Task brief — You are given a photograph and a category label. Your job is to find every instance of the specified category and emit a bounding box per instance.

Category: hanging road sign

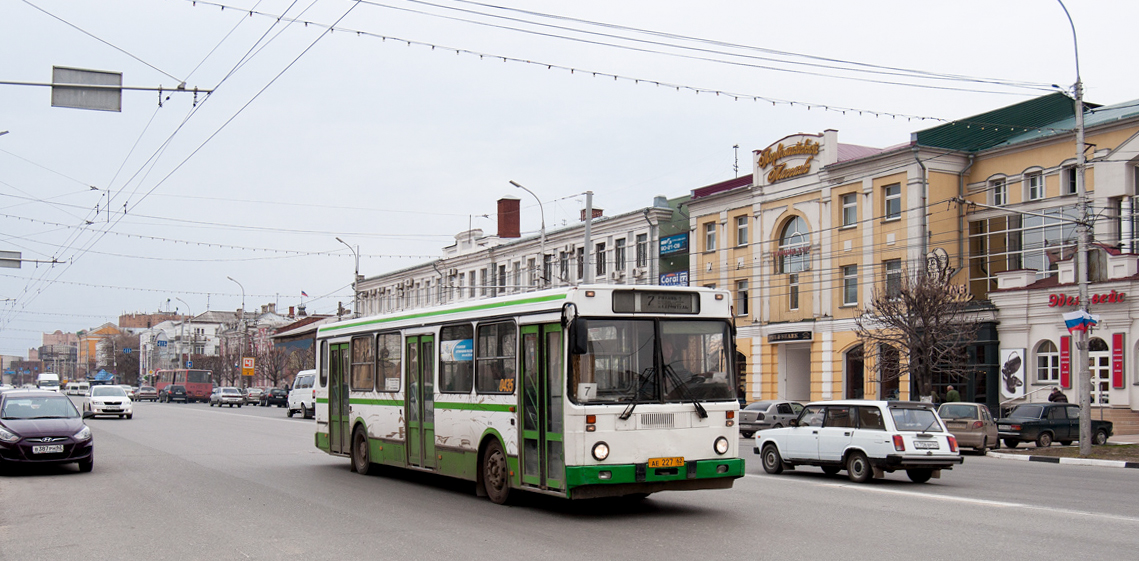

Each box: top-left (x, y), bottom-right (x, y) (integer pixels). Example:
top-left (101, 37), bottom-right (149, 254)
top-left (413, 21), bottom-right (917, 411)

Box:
top-left (51, 66), bottom-right (122, 112)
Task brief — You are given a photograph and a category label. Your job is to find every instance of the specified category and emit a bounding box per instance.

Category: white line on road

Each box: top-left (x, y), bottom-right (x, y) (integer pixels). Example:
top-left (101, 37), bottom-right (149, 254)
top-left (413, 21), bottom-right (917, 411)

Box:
top-left (745, 473), bottom-right (1139, 524)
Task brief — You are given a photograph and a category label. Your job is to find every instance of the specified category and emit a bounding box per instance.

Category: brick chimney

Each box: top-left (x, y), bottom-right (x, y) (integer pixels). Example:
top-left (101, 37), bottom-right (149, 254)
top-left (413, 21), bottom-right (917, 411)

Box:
top-left (580, 208), bottom-right (603, 221)
top-left (498, 197), bottom-right (520, 238)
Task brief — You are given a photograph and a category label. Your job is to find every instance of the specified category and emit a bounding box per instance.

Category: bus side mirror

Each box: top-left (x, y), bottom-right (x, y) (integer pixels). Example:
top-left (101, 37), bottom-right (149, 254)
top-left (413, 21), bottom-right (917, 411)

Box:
top-left (570, 318), bottom-right (589, 355)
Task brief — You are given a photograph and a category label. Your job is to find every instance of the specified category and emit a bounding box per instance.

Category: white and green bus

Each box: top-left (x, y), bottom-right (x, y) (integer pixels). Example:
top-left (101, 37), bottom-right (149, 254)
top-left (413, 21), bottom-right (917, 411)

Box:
top-left (314, 285), bottom-right (744, 503)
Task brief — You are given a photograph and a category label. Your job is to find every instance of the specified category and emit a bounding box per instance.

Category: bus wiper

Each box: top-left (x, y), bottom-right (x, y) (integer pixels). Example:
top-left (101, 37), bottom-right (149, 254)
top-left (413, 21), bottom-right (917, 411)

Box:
top-left (620, 366), bottom-right (656, 420)
top-left (662, 364), bottom-right (708, 419)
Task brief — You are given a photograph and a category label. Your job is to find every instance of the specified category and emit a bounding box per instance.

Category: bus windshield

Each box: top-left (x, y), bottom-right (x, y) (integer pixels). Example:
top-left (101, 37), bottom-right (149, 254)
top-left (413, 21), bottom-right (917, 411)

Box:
top-left (569, 318), bottom-right (735, 404)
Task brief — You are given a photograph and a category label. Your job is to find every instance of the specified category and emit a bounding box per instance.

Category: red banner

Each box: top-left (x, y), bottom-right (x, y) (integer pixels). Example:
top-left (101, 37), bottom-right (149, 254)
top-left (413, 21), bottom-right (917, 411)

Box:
top-left (1060, 336), bottom-right (1071, 388)
top-left (1113, 333), bottom-right (1125, 389)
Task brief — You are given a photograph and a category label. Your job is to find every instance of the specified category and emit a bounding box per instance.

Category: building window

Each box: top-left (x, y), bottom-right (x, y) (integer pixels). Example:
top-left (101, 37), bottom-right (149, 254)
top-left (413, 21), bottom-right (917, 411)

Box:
top-left (576, 247), bottom-right (584, 280)
top-left (968, 212), bottom-right (1076, 299)
top-left (635, 234), bottom-right (648, 268)
top-left (789, 273), bottom-right (799, 310)
top-left (1026, 172), bottom-right (1044, 201)
top-left (542, 254), bottom-right (552, 284)
top-left (1064, 167), bottom-right (1077, 195)
top-left (1036, 340), bottom-right (1060, 383)
top-left (992, 179), bottom-right (1007, 206)
top-left (527, 258), bottom-right (536, 286)
top-left (736, 216), bottom-right (748, 246)
top-left (615, 238), bottom-right (626, 271)
top-left (479, 268), bottom-right (488, 296)
top-left (842, 193), bottom-right (858, 227)
top-left (559, 252), bottom-right (569, 281)
top-left (705, 222), bottom-right (717, 252)
top-left (885, 259), bottom-right (902, 299)
top-left (884, 183), bottom-right (901, 220)
top-left (498, 264), bottom-right (507, 294)
top-left (512, 262), bottom-right (522, 292)
top-left (842, 265), bottom-right (858, 306)
top-left (778, 216), bottom-right (810, 274)
top-left (736, 280), bottom-right (749, 316)
top-left (595, 242), bottom-right (606, 276)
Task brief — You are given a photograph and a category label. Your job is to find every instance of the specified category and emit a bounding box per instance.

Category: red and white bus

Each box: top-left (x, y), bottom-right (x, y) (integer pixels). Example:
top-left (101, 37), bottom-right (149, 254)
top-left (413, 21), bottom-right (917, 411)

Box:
top-left (155, 369), bottom-right (214, 403)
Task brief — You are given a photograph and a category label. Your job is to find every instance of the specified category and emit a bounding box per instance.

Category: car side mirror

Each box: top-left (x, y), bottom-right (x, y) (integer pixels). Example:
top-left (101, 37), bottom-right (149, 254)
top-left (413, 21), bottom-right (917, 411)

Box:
top-left (82, 411), bottom-right (95, 419)
top-left (789, 419), bottom-right (799, 427)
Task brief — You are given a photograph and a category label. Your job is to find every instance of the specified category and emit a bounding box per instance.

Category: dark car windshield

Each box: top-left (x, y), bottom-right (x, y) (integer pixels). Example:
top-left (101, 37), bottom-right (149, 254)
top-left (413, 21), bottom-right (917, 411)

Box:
top-left (937, 403), bottom-right (978, 420)
top-left (2, 396), bottom-right (80, 419)
top-left (1007, 404), bottom-right (1044, 419)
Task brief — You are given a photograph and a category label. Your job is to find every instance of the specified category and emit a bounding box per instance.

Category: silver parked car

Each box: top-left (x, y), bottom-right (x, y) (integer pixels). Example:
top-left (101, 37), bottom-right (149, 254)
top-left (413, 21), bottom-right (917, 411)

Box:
top-left (739, 400), bottom-right (803, 438)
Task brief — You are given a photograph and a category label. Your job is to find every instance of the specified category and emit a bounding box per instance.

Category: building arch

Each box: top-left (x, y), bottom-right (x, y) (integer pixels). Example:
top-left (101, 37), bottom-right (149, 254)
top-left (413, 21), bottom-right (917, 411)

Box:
top-left (774, 214), bottom-right (811, 274)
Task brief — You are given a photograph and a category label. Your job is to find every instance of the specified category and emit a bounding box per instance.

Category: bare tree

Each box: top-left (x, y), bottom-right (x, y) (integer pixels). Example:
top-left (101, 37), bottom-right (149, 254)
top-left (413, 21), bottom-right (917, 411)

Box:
top-left (108, 334), bottom-right (141, 385)
top-left (286, 345), bottom-right (315, 379)
top-left (854, 261), bottom-right (980, 401)
top-left (258, 347), bottom-right (290, 388)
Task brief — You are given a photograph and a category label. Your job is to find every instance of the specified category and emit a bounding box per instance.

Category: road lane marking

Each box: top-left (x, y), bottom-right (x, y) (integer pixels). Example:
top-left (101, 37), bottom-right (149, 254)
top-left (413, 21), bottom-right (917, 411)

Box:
top-left (744, 473), bottom-right (1139, 524)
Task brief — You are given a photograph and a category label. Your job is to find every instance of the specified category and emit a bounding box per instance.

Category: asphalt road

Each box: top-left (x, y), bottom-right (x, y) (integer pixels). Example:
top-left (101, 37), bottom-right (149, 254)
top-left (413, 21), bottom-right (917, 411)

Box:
top-left (2, 400), bottom-right (1138, 561)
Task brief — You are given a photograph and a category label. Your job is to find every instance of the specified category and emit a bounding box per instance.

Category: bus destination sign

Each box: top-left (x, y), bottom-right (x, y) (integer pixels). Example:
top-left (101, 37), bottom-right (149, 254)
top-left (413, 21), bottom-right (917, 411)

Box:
top-left (613, 291), bottom-right (700, 314)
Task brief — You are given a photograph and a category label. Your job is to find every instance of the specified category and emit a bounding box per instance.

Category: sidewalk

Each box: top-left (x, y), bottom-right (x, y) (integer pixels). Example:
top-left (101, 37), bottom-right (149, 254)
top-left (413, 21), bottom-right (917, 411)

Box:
top-left (988, 432), bottom-right (1139, 469)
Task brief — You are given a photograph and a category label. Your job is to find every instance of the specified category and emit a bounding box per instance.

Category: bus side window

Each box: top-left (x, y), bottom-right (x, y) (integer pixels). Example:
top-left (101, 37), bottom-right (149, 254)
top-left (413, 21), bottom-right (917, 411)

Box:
top-left (319, 340), bottom-right (329, 387)
top-left (476, 322), bottom-right (516, 394)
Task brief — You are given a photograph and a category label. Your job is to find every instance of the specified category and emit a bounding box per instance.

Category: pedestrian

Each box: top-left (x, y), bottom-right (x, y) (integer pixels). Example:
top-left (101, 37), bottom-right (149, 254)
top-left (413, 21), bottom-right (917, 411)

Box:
top-left (1048, 387), bottom-right (1068, 402)
top-left (945, 385), bottom-right (961, 402)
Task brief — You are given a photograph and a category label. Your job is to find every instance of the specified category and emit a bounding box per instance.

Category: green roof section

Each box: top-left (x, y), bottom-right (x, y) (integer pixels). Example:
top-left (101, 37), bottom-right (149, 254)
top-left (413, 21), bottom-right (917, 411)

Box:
top-left (914, 92), bottom-right (1095, 152)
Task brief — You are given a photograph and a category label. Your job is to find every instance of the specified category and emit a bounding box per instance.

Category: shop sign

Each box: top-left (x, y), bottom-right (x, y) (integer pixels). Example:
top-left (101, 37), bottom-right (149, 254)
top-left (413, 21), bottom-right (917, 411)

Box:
top-left (757, 138), bottom-right (820, 184)
top-left (1048, 290), bottom-right (1126, 308)
top-left (1112, 333), bottom-right (1125, 389)
top-left (769, 331), bottom-right (812, 343)
top-left (659, 233), bottom-right (689, 256)
top-left (659, 271), bottom-right (689, 287)
top-left (1060, 336), bottom-right (1071, 388)
top-left (773, 246), bottom-right (810, 259)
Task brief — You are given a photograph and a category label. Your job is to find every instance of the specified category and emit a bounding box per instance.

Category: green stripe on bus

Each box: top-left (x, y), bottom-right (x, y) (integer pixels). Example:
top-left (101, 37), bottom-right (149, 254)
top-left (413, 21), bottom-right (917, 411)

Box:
top-left (350, 398), bottom-right (402, 406)
top-left (319, 293), bottom-right (567, 333)
top-left (435, 402), bottom-right (514, 412)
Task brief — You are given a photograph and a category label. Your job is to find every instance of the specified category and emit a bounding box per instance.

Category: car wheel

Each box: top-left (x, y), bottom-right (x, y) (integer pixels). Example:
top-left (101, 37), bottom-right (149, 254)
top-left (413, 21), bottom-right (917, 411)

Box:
top-left (846, 451), bottom-right (872, 483)
top-left (118, 414), bottom-right (124, 419)
top-left (906, 468), bottom-right (933, 483)
top-left (302, 404), bottom-right (309, 418)
top-left (127, 413), bottom-right (133, 420)
top-left (1036, 432), bottom-right (1053, 448)
top-left (761, 444), bottom-right (784, 475)
top-left (482, 439), bottom-right (511, 505)
top-left (287, 408), bottom-right (294, 418)
top-left (78, 454), bottom-right (93, 473)
top-left (1060, 440), bottom-right (1073, 446)
top-left (822, 466), bottom-right (841, 476)
top-left (1094, 429), bottom-right (1109, 446)
top-left (740, 431), bottom-right (754, 438)
top-left (352, 426), bottom-right (373, 475)
top-left (306, 406), bottom-right (314, 420)
top-left (237, 404), bottom-right (242, 408)
top-left (1003, 439), bottom-right (1019, 449)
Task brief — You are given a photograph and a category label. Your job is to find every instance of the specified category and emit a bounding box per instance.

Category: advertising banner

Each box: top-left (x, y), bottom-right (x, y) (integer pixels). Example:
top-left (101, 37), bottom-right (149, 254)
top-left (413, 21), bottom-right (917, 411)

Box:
top-left (659, 271), bottom-right (689, 287)
top-left (659, 233), bottom-right (689, 256)
top-left (999, 349), bottom-right (1025, 399)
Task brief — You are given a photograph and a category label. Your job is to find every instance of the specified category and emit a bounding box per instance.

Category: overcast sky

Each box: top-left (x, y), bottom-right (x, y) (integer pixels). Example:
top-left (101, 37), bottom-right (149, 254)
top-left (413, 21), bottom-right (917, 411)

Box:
top-left (2, 0), bottom-right (1137, 356)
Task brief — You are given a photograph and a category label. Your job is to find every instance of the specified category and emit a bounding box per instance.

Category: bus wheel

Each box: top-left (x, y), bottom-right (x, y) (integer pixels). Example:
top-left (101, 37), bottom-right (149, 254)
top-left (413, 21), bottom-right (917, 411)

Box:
top-left (482, 440), bottom-right (511, 505)
top-left (352, 427), bottom-right (373, 475)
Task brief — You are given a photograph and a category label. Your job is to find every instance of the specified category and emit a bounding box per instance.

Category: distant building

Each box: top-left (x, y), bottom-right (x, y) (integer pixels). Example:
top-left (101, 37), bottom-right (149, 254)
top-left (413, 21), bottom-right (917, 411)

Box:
top-left (119, 311), bottom-right (185, 330)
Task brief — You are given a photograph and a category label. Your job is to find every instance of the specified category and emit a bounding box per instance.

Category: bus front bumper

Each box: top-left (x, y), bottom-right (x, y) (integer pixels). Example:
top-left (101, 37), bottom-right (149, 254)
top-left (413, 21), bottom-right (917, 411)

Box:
top-left (564, 457), bottom-right (744, 499)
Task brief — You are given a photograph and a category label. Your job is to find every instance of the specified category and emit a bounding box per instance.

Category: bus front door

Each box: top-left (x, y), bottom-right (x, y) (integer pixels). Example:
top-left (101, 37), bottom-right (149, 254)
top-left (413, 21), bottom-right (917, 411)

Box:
top-left (405, 335), bottom-right (436, 469)
top-left (520, 324), bottom-right (565, 491)
top-left (329, 343), bottom-right (350, 455)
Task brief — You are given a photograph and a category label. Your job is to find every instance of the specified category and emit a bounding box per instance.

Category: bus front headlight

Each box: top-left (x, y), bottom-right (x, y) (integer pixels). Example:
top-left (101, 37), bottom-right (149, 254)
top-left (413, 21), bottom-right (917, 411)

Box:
top-left (592, 442), bottom-right (610, 461)
top-left (714, 436), bottom-right (729, 455)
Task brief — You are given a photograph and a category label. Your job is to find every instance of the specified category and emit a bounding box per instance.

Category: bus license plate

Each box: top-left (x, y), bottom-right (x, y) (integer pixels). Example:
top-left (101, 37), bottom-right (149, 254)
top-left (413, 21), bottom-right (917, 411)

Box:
top-left (648, 456), bottom-right (684, 468)
top-left (33, 445), bottom-right (64, 454)
top-left (914, 441), bottom-right (939, 450)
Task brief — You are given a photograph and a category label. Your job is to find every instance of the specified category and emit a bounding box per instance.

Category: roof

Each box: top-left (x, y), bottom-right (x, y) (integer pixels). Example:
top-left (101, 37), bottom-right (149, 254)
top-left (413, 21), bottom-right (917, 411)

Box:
top-left (914, 92), bottom-right (1094, 152)
top-left (691, 175), bottom-right (752, 200)
top-left (271, 315), bottom-right (332, 339)
top-left (990, 97), bottom-right (1139, 149)
top-left (836, 143), bottom-right (889, 162)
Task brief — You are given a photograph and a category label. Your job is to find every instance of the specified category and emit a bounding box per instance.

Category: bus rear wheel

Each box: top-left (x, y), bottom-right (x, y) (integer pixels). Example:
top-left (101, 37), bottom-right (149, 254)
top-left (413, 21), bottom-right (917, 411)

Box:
top-left (482, 440), bottom-right (511, 505)
top-left (352, 427), bottom-right (373, 475)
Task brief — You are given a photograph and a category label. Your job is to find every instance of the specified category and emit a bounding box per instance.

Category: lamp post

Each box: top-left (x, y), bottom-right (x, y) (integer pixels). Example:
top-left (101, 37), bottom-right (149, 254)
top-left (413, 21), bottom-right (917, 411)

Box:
top-left (336, 237), bottom-right (361, 317)
top-left (227, 276), bottom-right (246, 386)
top-left (175, 297), bottom-right (192, 370)
top-left (1058, 0), bottom-right (1093, 458)
top-left (510, 180), bottom-right (547, 287)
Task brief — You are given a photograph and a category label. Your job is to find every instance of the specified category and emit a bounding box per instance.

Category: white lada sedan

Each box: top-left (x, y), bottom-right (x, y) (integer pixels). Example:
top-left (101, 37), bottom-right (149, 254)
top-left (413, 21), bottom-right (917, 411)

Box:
top-left (754, 399), bottom-right (962, 483)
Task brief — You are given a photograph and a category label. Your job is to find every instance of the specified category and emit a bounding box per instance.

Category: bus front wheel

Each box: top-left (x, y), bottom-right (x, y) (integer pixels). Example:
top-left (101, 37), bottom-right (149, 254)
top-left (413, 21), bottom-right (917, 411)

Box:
top-left (482, 440), bottom-right (511, 505)
top-left (352, 427), bottom-right (373, 476)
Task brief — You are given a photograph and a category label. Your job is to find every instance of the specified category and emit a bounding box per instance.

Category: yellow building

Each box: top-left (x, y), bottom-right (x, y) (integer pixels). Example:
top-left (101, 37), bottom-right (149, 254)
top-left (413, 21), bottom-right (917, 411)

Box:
top-left (688, 92), bottom-right (1139, 413)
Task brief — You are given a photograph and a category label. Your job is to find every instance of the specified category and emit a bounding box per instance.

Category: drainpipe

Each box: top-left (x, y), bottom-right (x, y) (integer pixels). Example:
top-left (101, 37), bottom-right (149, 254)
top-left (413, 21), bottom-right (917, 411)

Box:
top-left (431, 260), bottom-right (446, 305)
top-left (913, 145), bottom-right (929, 262)
top-left (957, 154), bottom-right (975, 274)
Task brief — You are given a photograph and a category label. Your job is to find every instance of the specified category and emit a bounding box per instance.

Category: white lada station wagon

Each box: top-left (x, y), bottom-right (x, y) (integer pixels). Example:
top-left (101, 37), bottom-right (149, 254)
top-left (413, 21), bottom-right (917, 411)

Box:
top-left (754, 399), bottom-right (963, 483)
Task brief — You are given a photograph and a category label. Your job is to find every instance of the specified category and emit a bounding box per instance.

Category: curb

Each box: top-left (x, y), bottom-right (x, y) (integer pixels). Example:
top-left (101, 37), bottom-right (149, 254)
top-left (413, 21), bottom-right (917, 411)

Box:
top-left (988, 451), bottom-right (1139, 469)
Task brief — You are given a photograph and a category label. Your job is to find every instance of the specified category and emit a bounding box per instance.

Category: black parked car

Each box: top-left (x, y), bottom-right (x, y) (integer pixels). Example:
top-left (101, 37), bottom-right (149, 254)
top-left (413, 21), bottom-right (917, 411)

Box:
top-left (0, 389), bottom-right (94, 473)
top-left (997, 402), bottom-right (1113, 448)
top-left (260, 388), bottom-right (288, 407)
top-left (159, 385), bottom-right (188, 403)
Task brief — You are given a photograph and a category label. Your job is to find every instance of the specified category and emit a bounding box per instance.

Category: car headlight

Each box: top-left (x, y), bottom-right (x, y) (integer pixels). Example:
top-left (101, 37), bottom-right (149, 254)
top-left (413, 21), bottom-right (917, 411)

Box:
top-left (592, 441), bottom-right (610, 461)
top-left (73, 426), bottom-right (91, 441)
top-left (0, 426), bottom-right (20, 443)
top-left (714, 436), bottom-right (729, 455)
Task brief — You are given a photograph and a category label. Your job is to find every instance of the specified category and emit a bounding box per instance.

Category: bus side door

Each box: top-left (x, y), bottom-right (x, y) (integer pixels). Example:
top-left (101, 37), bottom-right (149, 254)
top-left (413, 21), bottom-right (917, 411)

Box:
top-left (405, 334), bottom-right (436, 469)
top-left (329, 343), bottom-right (350, 455)
top-left (520, 323), bottom-right (565, 491)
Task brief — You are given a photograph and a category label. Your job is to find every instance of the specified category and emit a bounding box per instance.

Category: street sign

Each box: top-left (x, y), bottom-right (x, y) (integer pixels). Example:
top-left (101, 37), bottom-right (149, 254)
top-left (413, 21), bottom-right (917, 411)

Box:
top-left (157, 340), bottom-right (167, 347)
top-left (123, 348), bottom-right (132, 354)
top-left (51, 66), bottom-right (122, 112)
top-left (186, 361), bottom-right (192, 368)
top-left (242, 357), bottom-right (255, 377)
top-left (0, 251), bottom-right (20, 269)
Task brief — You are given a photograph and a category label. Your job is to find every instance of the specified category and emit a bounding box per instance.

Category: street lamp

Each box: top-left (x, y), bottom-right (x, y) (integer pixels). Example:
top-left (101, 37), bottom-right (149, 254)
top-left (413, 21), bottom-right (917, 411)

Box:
top-left (510, 180), bottom-right (547, 288)
top-left (336, 237), bottom-right (361, 317)
top-left (227, 276), bottom-right (247, 386)
top-left (175, 297), bottom-right (192, 370)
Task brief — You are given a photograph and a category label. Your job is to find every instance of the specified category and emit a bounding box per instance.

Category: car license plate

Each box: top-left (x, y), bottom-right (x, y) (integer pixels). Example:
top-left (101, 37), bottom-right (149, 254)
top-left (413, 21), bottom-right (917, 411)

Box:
top-left (914, 440), bottom-right (939, 450)
top-left (647, 456), bottom-right (684, 468)
top-left (32, 445), bottom-right (64, 454)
